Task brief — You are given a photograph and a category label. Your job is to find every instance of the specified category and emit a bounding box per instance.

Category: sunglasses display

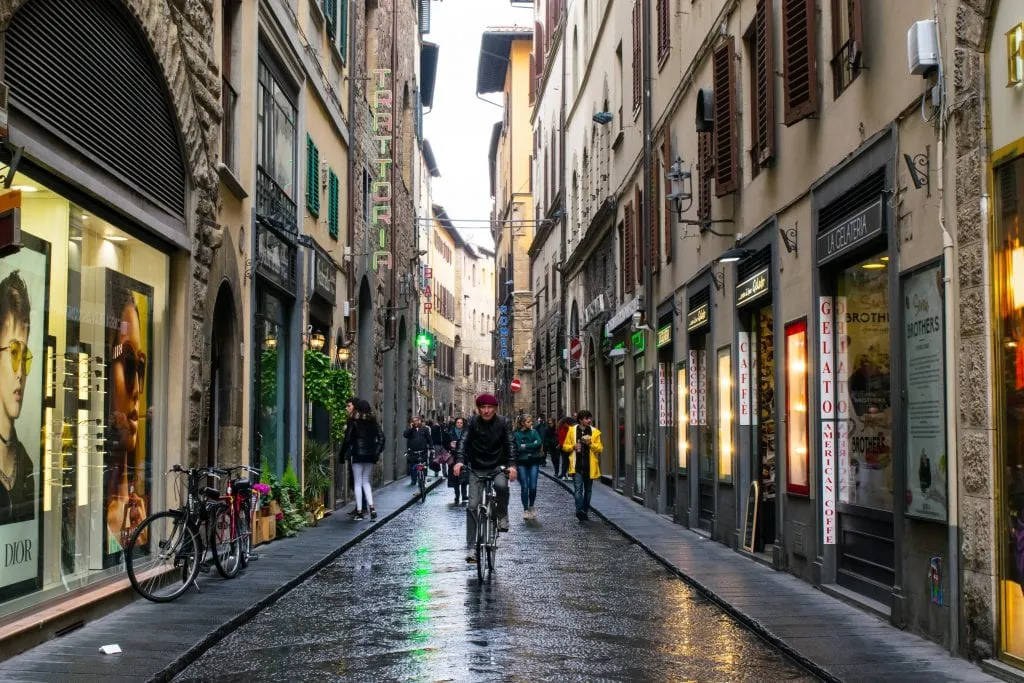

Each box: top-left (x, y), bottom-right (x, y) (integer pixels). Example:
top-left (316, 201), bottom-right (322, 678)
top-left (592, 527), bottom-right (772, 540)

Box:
top-left (111, 341), bottom-right (147, 391)
top-left (0, 340), bottom-right (33, 375)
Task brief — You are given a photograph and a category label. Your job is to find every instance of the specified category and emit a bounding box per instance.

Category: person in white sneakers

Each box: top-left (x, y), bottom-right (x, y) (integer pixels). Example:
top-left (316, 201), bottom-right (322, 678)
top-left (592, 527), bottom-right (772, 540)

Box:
top-left (512, 415), bottom-right (543, 520)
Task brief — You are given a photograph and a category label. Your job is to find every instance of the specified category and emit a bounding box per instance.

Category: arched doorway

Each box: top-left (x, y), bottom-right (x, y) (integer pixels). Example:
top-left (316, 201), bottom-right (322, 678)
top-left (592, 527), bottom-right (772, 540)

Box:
top-left (206, 282), bottom-right (241, 468)
top-left (356, 277), bottom-right (374, 402)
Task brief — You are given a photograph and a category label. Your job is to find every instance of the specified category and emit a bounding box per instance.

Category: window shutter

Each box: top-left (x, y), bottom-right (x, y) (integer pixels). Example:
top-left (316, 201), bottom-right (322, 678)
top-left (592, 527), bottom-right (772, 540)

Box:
top-left (324, 0), bottom-right (336, 41)
top-left (328, 168), bottom-right (340, 239)
top-left (306, 134), bottom-right (320, 217)
top-left (632, 0), bottom-right (642, 112)
top-left (713, 38), bottom-right (738, 196)
top-left (339, 0), bottom-right (348, 60)
top-left (634, 186), bottom-right (644, 286)
top-left (657, 0), bottom-right (670, 59)
top-left (529, 54), bottom-right (536, 104)
top-left (419, 0), bottom-right (430, 34)
top-left (756, 0), bottom-right (775, 165)
top-left (849, 0), bottom-right (864, 68)
top-left (698, 131), bottom-right (713, 223)
top-left (623, 202), bottom-right (635, 294)
top-left (662, 130), bottom-right (673, 263)
top-left (783, 0), bottom-right (818, 125)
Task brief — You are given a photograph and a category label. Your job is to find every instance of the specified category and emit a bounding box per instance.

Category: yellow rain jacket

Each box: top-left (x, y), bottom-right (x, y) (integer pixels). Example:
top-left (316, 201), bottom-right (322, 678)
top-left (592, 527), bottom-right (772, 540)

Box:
top-left (563, 425), bottom-right (603, 479)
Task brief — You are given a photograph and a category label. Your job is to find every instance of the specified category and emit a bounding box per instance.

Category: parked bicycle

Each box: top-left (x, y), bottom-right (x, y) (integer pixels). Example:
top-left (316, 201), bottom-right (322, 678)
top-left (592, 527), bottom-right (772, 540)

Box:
top-left (208, 465), bottom-right (261, 579)
top-left (473, 466), bottom-right (507, 583)
top-left (124, 465), bottom-right (230, 602)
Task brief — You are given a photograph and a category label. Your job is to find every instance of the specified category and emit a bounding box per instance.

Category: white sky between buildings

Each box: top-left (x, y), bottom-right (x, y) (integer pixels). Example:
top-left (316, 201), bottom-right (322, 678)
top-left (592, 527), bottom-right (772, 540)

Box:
top-left (423, 0), bottom-right (532, 250)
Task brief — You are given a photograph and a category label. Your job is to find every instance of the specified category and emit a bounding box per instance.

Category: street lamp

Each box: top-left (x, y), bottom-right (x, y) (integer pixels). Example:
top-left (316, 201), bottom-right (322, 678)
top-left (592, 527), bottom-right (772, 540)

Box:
top-left (336, 346), bottom-right (351, 363)
top-left (666, 156), bottom-right (694, 218)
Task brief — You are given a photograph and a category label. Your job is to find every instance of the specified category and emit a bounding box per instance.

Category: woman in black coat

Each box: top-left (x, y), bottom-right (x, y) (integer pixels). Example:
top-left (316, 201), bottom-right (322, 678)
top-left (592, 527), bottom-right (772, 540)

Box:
top-left (339, 398), bottom-right (385, 520)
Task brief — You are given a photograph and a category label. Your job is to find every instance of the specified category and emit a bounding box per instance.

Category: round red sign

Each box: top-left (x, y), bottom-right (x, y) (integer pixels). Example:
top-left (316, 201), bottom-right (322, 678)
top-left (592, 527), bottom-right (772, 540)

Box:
top-left (570, 338), bottom-right (582, 360)
top-left (510, 378), bottom-right (522, 392)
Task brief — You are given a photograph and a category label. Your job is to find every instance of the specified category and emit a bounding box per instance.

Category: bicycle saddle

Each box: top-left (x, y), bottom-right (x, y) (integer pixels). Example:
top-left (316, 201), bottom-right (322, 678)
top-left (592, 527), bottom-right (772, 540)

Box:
top-left (203, 487), bottom-right (221, 500)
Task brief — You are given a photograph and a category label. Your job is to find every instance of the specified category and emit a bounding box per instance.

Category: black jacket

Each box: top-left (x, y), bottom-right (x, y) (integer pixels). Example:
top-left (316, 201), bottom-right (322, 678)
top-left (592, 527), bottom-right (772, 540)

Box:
top-left (340, 419), bottom-right (385, 464)
top-left (430, 423), bottom-right (444, 446)
top-left (404, 425), bottom-right (432, 452)
top-left (542, 425), bottom-right (558, 454)
top-left (456, 415), bottom-right (515, 471)
top-left (0, 435), bottom-right (34, 524)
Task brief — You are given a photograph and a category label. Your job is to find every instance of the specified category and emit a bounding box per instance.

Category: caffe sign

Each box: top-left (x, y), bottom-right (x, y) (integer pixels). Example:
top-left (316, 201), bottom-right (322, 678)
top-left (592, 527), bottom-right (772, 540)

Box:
top-left (735, 267), bottom-right (769, 307)
top-left (687, 302), bottom-right (709, 332)
top-left (816, 199), bottom-right (884, 266)
top-left (313, 248), bottom-right (337, 301)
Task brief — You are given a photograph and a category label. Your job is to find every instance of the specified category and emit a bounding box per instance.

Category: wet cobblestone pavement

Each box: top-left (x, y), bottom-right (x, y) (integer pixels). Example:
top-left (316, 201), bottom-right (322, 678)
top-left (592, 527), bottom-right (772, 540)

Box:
top-left (176, 475), bottom-right (818, 682)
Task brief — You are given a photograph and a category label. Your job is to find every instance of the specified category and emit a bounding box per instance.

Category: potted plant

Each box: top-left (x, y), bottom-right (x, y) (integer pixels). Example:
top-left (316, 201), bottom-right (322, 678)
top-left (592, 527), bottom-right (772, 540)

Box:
top-left (303, 439), bottom-right (333, 525)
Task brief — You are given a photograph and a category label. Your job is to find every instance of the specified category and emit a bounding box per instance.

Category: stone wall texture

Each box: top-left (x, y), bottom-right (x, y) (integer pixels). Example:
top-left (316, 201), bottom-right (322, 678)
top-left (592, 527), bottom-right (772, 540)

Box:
top-left (952, 0), bottom-right (997, 661)
top-left (0, 0), bottom-right (223, 469)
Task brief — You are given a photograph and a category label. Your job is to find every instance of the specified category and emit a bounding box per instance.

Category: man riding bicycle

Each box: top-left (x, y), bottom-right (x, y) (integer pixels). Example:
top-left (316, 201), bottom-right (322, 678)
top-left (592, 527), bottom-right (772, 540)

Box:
top-left (404, 415), bottom-right (433, 486)
top-left (453, 393), bottom-right (517, 564)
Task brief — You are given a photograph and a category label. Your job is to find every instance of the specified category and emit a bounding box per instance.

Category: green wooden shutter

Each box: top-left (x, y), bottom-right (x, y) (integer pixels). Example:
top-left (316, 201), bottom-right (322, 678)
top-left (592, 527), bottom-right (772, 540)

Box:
top-left (328, 168), bottom-right (340, 239)
top-left (306, 134), bottom-right (320, 217)
top-left (323, 0), bottom-right (336, 42)
top-left (339, 0), bottom-right (348, 61)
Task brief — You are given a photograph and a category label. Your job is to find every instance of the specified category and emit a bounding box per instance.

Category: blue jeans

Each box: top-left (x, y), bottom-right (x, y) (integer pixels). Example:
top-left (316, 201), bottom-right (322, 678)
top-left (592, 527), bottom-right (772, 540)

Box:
top-left (573, 474), bottom-right (593, 513)
top-left (517, 463), bottom-right (540, 509)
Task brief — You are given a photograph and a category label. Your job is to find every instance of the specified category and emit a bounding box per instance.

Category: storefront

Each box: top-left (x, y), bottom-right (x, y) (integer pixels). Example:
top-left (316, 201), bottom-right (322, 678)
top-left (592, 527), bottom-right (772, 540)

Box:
top-left (604, 296), bottom-right (639, 494)
top-left (655, 309), bottom-right (675, 514)
top-left (814, 138), bottom-right (896, 604)
top-left (0, 0), bottom-right (198, 623)
top-left (685, 286), bottom-right (712, 533)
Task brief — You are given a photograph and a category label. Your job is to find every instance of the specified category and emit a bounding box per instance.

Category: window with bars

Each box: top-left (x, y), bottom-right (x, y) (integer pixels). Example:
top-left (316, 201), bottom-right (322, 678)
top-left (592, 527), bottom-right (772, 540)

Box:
top-left (327, 168), bottom-right (339, 239)
top-left (306, 134), bottom-right (320, 217)
top-left (745, 0), bottom-right (775, 176)
top-left (657, 0), bottom-right (670, 62)
top-left (713, 38), bottom-right (739, 196)
top-left (830, 0), bottom-right (864, 98)
top-left (632, 0), bottom-right (642, 113)
top-left (783, 0), bottom-right (819, 125)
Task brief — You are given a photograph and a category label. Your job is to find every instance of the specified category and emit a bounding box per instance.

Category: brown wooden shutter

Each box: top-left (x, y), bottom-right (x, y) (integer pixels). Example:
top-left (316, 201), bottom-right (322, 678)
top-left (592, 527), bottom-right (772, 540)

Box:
top-left (657, 0), bottom-right (670, 59)
top-left (698, 131), bottom-right (712, 223)
top-left (623, 202), bottom-right (635, 294)
top-left (713, 38), bottom-right (738, 196)
top-left (635, 186), bottom-right (644, 286)
top-left (662, 129), bottom-right (673, 263)
top-left (529, 54), bottom-right (536, 104)
top-left (651, 175), bottom-right (661, 274)
top-left (632, 0), bottom-right (642, 112)
top-left (756, 0), bottom-right (775, 165)
top-left (783, 0), bottom-right (818, 125)
top-left (849, 0), bottom-right (864, 68)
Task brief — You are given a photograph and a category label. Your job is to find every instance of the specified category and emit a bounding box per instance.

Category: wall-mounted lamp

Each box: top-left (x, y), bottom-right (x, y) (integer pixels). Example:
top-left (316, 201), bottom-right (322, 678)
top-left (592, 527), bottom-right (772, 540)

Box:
top-left (667, 156), bottom-right (694, 218)
top-left (307, 333), bottom-right (326, 351)
top-left (263, 336), bottom-right (278, 351)
top-left (711, 269), bottom-right (725, 292)
top-left (336, 346), bottom-right (351, 363)
top-left (904, 146), bottom-right (930, 197)
top-left (717, 246), bottom-right (754, 264)
top-left (779, 222), bottom-right (799, 256)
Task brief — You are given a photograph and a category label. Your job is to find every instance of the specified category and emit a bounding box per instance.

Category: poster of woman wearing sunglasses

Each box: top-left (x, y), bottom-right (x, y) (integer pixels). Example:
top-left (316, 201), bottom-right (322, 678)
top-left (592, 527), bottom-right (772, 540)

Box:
top-left (102, 271), bottom-right (152, 567)
top-left (0, 234), bottom-right (49, 600)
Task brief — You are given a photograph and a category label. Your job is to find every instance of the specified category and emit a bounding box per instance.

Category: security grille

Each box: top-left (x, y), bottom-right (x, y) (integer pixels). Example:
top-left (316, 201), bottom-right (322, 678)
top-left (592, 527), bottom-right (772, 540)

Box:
top-left (5, 0), bottom-right (186, 218)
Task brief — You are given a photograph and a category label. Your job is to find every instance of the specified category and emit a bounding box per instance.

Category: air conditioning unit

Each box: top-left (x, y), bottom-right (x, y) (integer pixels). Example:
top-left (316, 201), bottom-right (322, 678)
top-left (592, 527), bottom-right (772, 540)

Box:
top-left (907, 20), bottom-right (938, 76)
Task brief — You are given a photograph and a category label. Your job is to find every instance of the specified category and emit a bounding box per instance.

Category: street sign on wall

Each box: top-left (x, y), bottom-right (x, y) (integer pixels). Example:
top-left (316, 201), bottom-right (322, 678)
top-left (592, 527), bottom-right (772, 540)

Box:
top-left (509, 377), bottom-right (522, 392)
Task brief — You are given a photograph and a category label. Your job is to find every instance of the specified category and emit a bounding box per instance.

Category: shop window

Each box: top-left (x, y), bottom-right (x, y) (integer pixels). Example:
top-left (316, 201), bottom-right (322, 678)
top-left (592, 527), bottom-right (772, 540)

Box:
top-left (0, 173), bottom-right (168, 617)
top-left (676, 363), bottom-right (688, 471)
top-left (830, 0), bottom-right (864, 98)
top-left (718, 346), bottom-right (733, 482)
top-left (785, 319), bottom-right (809, 495)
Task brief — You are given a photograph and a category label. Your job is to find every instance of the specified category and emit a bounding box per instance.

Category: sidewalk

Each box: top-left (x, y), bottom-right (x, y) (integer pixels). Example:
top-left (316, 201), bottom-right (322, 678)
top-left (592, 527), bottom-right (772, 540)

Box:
top-left (546, 471), bottom-right (996, 683)
top-left (0, 477), bottom-right (442, 683)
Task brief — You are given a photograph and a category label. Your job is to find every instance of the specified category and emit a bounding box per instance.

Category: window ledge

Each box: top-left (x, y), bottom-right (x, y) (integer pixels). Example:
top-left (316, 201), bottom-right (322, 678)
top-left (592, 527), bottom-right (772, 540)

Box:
top-left (611, 129), bottom-right (625, 151)
top-left (658, 49), bottom-right (671, 72)
top-left (218, 162), bottom-right (248, 200)
top-left (309, 0), bottom-right (325, 27)
top-left (329, 40), bottom-right (345, 70)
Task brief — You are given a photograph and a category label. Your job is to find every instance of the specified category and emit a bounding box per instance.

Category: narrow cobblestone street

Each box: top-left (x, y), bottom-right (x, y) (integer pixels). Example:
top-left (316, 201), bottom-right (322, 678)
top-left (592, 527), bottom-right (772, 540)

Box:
top-left (176, 475), bottom-right (814, 682)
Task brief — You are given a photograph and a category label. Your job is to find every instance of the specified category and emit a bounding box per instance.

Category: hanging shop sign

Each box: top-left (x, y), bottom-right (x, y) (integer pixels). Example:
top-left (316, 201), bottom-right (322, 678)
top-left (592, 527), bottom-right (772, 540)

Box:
top-left (498, 305), bottom-right (510, 360)
top-left (1008, 21), bottom-right (1024, 87)
top-left (735, 267), bottom-right (769, 308)
top-left (371, 68), bottom-right (393, 272)
top-left (819, 296), bottom-right (836, 544)
top-left (902, 263), bottom-right (947, 522)
top-left (605, 296), bottom-right (640, 335)
top-left (631, 330), bottom-right (646, 355)
top-left (657, 324), bottom-right (672, 348)
top-left (738, 331), bottom-right (752, 425)
top-left (658, 363), bottom-right (671, 427)
top-left (312, 248), bottom-right (336, 301)
top-left (422, 266), bottom-right (433, 313)
top-left (687, 302), bottom-right (709, 333)
top-left (816, 199), bottom-right (884, 266)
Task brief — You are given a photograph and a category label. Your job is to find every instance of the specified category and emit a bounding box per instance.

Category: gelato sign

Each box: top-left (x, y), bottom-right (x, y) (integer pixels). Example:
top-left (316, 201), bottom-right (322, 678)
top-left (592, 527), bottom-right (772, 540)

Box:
top-left (817, 199), bottom-right (883, 266)
top-left (735, 267), bottom-right (769, 307)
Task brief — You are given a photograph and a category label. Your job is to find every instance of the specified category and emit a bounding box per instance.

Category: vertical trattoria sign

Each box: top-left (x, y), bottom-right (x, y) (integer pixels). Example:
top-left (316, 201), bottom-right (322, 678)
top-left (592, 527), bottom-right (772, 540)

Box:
top-left (371, 69), bottom-right (393, 272)
top-left (498, 306), bottom-right (509, 362)
top-left (422, 267), bottom-right (432, 313)
top-left (819, 297), bottom-right (836, 545)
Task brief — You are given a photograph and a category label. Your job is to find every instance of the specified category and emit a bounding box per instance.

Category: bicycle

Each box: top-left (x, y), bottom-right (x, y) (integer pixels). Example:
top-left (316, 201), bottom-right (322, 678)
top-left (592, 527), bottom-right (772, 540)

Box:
top-left (208, 465), bottom-right (260, 579)
top-left (124, 465), bottom-right (228, 602)
top-left (473, 466), bottom-right (507, 583)
top-left (408, 449), bottom-right (431, 501)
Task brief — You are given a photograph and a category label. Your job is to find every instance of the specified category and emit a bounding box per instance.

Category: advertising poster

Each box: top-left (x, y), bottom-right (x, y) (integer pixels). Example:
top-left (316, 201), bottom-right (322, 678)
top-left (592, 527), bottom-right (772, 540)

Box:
top-left (103, 271), bottom-right (153, 567)
top-left (903, 264), bottom-right (947, 521)
top-left (0, 234), bottom-right (50, 600)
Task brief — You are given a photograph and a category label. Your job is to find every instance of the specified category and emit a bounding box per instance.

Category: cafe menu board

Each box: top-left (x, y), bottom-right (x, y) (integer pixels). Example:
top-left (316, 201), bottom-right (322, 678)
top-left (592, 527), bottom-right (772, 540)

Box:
top-left (903, 264), bottom-right (947, 522)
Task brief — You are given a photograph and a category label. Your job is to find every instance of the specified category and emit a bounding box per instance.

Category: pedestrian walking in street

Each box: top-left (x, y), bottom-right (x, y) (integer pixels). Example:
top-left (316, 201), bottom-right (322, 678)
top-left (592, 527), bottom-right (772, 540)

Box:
top-left (554, 415), bottom-right (576, 480)
top-left (562, 410), bottom-right (602, 522)
top-left (430, 417), bottom-right (448, 479)
top-left (446, 416), bottom-right (469, 504)
top-left (543, 416), bottom-right (559, 476)
top-left (513, 414), bottom-right (543, 520)
top-left (453, 394), bottom-right (518, 564)
top-left (404, 416), bottom-right (432, 485)
top-left (338, 398), bottom-right (385, 520)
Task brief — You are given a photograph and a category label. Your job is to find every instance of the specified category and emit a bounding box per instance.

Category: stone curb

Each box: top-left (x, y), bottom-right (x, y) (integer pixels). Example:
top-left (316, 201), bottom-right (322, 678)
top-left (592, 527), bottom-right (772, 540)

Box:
top-left (148, 477), bottom-right (445, 683)
top-left (541, 470), bottom-right (839, 683)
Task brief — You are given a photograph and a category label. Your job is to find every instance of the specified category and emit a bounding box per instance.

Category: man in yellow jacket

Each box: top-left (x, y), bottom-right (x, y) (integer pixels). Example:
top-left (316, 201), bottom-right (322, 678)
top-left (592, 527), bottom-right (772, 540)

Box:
top-left (562, 409), bottom-right (602, 521)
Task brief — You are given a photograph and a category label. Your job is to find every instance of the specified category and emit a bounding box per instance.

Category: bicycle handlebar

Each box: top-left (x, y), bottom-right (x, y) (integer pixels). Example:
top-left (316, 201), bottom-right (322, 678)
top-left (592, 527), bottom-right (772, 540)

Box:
top-left (166, 464), bottom-right (225, 479)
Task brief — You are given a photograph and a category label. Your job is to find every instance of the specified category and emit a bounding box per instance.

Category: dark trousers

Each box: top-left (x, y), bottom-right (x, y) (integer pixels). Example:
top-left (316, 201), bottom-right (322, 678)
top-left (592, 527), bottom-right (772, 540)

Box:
top-left (554, 452), bottom-right (570, 477)
top-left (573, 474), bottom-right (593, 513)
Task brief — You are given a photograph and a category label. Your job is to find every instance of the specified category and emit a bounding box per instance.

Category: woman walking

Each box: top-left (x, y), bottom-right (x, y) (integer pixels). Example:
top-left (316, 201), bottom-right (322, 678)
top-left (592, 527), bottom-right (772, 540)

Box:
top-left (445, 417), bottom-right (468, 504)
top-left (513, 415), bottom-right (544, 520)
top-left (543, 416), bottom-right (559, 476)
top-left (338, 398), bottom-right (385, 520)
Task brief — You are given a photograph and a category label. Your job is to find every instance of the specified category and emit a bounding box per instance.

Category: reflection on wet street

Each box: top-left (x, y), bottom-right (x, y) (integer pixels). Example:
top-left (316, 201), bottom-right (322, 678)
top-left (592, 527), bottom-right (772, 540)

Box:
top-left (176, 473), bottom-right (817, 682)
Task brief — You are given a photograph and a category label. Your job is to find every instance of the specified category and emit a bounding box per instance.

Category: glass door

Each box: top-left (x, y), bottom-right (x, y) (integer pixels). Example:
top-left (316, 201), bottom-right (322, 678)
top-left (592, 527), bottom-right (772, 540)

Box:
top-left (615, 361), bottom-right (626, 491)
top-left (633, 357), bottom-right (648, 500)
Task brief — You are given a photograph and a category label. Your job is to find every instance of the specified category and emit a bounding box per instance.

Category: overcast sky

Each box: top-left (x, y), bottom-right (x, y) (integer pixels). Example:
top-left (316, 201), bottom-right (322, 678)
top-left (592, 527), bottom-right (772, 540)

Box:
top-left (423, 0), bottom-right (532, 249)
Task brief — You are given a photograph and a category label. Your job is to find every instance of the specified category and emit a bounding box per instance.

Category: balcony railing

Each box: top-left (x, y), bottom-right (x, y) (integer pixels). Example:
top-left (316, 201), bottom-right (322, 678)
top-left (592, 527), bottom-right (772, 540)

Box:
top-left (221, 77), bottom-right (238, 174)
top-left (256, 166), bottom-right (297, 234)
top-left (830, 39), bottom-right (862, 99)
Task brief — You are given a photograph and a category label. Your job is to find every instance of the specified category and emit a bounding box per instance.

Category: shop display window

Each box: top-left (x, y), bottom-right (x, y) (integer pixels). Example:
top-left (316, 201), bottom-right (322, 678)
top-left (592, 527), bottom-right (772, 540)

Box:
top-left (676, 363), bottom-right (687, 472)
top-left (785, 320), bottom-right (809, 495)
top-left (717, 347), bottom-right (733, 482)
top-left (995, 154), bottom-right (1024, 660)
top-left (0, 173), bottom-right (168, 618)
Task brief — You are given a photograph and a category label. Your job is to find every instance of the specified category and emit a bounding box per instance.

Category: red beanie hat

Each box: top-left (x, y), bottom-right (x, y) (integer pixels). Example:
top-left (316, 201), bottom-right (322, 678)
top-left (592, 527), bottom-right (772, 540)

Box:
top-left (475, 393), bottom-right (498, 407)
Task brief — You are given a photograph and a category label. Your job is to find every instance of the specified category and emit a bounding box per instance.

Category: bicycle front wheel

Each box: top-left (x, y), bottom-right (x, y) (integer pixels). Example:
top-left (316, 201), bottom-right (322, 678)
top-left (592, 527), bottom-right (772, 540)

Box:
top-left (125, 511), bottom-right (200, 602)
top-left (211, 504), bottom-right (241, 579)
top-left (418, 469), bottom-right (426, 500)
top-left (237, 503), bottom-right (252, 569)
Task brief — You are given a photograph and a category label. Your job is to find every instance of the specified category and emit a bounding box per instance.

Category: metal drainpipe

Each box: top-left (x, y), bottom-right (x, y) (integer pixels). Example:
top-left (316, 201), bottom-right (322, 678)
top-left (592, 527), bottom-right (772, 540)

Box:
top-left (641, 0), bottom-right (655, 502)
top-left (558, 0), bottom-right (568, 418)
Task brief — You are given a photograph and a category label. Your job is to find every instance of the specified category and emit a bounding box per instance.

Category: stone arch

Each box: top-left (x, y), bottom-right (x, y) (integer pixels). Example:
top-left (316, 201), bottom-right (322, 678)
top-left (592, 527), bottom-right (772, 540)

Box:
top-left (356, 276), bottom-right (374, 402)
top-left (203, 281), bottom-right (242, 468)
